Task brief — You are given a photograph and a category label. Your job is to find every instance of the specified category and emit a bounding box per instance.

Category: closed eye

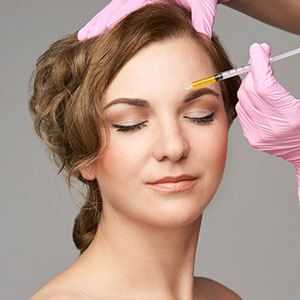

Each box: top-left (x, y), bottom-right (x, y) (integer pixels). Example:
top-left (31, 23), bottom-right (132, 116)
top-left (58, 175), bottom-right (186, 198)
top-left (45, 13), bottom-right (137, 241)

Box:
top-left (112, 112), bottom-right (214, 133)
top-left (112, 120), bottom-right (148, 133)
top-left (184, 112), bottom-right (214, 124)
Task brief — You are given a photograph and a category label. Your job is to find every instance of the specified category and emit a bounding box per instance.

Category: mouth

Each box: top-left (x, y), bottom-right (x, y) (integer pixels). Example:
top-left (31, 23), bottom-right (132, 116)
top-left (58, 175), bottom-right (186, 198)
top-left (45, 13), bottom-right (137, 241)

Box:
top-left (146, 175), bottom-right (199, 193)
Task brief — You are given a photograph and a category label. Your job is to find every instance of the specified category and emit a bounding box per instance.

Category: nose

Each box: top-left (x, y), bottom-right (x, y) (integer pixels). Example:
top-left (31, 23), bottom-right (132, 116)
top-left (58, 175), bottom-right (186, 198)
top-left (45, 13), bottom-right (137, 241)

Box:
top-left (152, 118), bottom-right (190, 162)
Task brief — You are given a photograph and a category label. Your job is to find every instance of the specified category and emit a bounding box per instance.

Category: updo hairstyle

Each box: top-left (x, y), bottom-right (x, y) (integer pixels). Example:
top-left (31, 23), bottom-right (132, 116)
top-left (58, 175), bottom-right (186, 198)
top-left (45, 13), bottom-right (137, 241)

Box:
top-left (29, 2), bottom-right (241, 254)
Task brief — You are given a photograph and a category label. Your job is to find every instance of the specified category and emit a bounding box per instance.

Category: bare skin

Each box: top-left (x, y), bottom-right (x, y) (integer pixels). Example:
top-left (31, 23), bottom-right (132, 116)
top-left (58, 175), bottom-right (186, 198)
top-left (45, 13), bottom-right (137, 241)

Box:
top-left (30, 38), bottom-right (242, 300)
top-left (29, 2), bottom-right (300, 299)
top-left (224, 0), bottom-right (300, 34)
top-left (30, 275), bottom-right (242, 300)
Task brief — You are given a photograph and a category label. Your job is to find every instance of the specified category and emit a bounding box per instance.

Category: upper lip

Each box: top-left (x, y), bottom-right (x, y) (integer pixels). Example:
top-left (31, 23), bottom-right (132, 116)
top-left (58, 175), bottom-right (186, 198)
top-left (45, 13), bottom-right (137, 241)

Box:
top-left (147, 174), bottom-right (198, 184)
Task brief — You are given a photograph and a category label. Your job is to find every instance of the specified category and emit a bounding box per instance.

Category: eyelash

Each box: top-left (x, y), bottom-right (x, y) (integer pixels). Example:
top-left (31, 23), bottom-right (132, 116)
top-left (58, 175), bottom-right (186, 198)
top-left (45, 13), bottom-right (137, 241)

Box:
top-left (112, 112), bottom-right (214, 133)
top-left (112, 121), bottom-right (148, 133)
top-left (184, 112), bottom-right (215, 124)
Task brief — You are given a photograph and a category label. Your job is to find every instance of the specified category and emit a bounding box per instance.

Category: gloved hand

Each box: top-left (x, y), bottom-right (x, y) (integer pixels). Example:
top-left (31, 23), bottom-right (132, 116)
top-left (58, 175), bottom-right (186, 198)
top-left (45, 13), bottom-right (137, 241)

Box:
top-left (78, 0), bottom-right (230, 41)
top-left (235, 43), bottom-right (300, 205)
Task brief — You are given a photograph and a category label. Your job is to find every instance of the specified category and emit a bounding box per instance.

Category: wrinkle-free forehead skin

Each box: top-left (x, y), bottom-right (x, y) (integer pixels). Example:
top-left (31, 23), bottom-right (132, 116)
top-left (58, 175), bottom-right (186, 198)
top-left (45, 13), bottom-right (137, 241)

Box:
top-left (91, 37), bottom-right (228, 228)
top-left (103, 37), bottom-right (223, 109)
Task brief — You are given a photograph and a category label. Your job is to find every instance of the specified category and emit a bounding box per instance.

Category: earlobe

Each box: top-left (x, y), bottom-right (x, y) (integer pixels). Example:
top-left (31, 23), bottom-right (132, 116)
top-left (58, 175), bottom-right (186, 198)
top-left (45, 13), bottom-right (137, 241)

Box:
top-left (80, 164), bottom-right (96, 181)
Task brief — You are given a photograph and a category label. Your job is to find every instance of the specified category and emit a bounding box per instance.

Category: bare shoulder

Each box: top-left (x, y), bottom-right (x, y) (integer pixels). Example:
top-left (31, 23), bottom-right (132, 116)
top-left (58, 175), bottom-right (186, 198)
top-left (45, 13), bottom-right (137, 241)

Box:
top-left (194, 276), bottom-right (243, 300)
top-left (29, 274), bottom-right (97, 300)
top-left (30, 290), bottom-right (98, 300)
top-left (30, 291), bottom-right (77, 300)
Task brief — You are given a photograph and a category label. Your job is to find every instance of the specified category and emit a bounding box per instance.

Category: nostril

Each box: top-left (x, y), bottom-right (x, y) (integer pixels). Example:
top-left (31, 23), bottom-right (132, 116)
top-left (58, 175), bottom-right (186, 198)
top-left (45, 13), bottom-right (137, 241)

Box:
top-left (154, 138), bottom-right (189, 162)
top-left (151, 122), bottom-right (190, 162)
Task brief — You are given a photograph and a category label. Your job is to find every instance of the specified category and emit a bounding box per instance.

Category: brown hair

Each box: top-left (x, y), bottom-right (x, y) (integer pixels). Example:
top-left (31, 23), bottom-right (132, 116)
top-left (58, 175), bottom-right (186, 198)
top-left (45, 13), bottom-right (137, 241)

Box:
top-left (29, 2), bottom-right (241, 254)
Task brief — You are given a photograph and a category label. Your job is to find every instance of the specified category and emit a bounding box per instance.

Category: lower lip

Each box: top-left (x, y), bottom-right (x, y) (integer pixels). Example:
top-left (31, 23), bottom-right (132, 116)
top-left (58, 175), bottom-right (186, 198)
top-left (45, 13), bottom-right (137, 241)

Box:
top-left (146, 178), bottom-right (198, 193)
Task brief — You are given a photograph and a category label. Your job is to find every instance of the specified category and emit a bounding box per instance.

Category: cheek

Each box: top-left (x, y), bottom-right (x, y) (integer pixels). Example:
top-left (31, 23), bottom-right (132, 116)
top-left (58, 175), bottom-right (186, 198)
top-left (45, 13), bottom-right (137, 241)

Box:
top-left (94, 133), bottom-right (147, 188)
top-left (210, 130), bottom-right (228, 171)
top-left (205, 109), bottom-right (228, 169)
top-left (191, 121), bottom-right (228, 176)
top-left (190, 101), bottom-right (228, 170)
top-left (93, 133), bottom-right (149, 219)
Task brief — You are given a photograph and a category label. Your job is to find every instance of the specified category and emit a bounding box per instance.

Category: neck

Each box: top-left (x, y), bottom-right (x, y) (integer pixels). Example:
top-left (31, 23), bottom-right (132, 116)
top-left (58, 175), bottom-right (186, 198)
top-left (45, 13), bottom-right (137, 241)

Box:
top-left (79, 203), bottom-right (203, 300)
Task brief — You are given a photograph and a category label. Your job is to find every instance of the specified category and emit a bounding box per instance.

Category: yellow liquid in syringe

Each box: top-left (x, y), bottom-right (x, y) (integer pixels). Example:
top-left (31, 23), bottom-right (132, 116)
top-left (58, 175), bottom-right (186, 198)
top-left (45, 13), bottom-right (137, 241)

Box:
top-left (191, 76), bottom-right (217, 89)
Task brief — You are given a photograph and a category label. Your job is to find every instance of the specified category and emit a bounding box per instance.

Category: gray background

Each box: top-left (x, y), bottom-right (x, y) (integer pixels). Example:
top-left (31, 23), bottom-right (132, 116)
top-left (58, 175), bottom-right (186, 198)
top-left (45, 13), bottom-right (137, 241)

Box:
top-left (1, 1), bottom-right (299, 299)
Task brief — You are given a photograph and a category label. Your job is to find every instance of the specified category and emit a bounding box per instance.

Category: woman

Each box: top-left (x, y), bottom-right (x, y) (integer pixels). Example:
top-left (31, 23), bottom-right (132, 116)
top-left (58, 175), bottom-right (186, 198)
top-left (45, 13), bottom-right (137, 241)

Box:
top-left (29, 3), bottom-right (242, 299)
top-left (79, 0), bottom-right (300, 203)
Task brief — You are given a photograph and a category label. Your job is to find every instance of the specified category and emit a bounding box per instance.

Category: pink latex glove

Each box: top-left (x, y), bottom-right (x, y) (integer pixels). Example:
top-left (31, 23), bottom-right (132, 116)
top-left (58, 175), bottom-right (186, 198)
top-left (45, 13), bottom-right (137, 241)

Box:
top-left (235, 43), bottom-right (300, 205)
top-left (77, 0), bottom-right (230, 41)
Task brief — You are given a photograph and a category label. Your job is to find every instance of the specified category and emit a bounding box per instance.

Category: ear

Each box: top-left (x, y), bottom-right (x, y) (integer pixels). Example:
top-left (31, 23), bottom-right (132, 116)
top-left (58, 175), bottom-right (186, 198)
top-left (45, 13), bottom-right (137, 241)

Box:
top-left (80, 163), bottom-right (96, 181)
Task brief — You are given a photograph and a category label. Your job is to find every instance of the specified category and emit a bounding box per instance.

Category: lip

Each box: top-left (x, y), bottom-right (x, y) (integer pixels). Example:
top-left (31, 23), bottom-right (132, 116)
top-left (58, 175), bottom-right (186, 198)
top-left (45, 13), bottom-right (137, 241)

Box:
top-left (146, 175), bottom-right (198, 193)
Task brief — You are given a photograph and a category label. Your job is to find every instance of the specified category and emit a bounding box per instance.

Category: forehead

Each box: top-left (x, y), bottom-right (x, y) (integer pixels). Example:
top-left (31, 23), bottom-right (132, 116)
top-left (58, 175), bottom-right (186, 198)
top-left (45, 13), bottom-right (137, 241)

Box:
top-left (103, 37), bottom-right (220, 104)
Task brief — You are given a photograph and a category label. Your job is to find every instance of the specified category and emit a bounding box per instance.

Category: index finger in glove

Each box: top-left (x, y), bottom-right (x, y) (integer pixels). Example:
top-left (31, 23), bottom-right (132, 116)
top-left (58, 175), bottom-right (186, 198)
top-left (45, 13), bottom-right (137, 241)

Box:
top-left (249, 43), bottom-right (296, 110)
top-left (189, 0), bottom-right (217, 38)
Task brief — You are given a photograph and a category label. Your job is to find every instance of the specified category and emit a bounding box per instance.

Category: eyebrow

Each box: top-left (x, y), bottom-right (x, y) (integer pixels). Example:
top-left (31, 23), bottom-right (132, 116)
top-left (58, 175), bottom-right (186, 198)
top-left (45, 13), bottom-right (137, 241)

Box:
top-left (103, 88), bottom-right (220, 110)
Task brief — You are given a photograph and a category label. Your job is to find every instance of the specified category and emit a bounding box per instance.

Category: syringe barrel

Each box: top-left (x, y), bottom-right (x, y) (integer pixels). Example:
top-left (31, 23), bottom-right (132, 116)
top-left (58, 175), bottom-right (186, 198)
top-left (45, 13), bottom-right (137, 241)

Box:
top-left (221, 64), bottom-right (250, 80)
top-left (220, 46), bottom-right (300, 81)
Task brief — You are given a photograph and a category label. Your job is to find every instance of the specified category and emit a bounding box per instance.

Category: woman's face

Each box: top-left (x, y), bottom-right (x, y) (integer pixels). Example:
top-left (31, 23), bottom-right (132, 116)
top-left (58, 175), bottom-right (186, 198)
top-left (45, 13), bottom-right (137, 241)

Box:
top-left (83, 37), bottom-right (229, 227)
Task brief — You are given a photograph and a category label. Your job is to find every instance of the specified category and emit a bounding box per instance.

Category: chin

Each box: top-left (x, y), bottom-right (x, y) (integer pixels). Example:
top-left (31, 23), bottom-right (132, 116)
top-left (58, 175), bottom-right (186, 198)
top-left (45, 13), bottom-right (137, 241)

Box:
top-left (142, 194), bottom-right (211, 228)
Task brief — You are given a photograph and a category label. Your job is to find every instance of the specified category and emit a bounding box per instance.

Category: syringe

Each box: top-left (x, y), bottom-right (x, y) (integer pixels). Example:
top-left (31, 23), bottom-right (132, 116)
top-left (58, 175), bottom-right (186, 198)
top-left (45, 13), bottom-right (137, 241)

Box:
top-left (184, 46), bottom-right (300, 90)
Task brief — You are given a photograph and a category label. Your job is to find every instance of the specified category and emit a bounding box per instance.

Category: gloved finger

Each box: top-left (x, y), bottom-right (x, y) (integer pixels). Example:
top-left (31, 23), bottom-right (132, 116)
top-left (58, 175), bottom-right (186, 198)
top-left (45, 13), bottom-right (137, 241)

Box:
top-left (260, 42), bottom-right (271, 54)
top-left (78, 1), bottom-right (114, 40)
top-left (236, 75), bottom-right (265, 144)
top-left (235, 101), bottom-right (263, 149)
top-left (249, 43), bottom-right (296, 110)
top-left (237, 69), bottom-right (272, 126)
top-left (78, 0), bottom-right (156, 41)
top-left (249, 43), bottom-right (275, 98)
top-left (237, 73), bottom-right (256, 117)
top-left (190, 0), bottom-right (217, 38)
